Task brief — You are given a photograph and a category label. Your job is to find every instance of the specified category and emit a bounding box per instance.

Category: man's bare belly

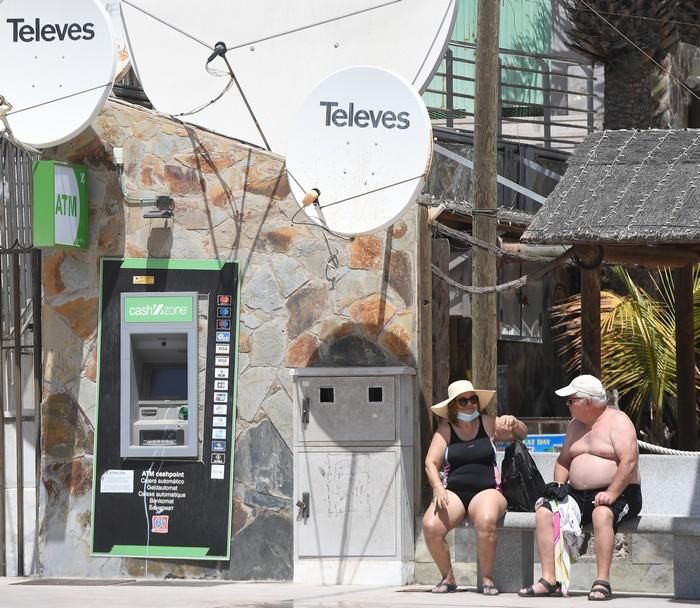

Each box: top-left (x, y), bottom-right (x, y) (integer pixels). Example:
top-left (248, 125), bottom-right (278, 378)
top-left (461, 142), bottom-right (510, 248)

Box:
top-left (568, 453), bottom-right (620, 489)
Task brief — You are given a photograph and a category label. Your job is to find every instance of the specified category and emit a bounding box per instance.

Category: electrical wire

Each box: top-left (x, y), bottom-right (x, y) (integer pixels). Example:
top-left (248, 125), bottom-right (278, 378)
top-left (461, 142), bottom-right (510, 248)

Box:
top-left (432, 247), bottom-right (574, 294)
top-left (315, 175), bottom-right (427, 210)
top-left (520, 0), bottom-right (700, 29)
top-left (575, 0), bottom-right (700, 104)
top-left (562, 2), bottom-right (700, 29)
top-left (121, 0), bottom-right (214, 50)
top-left (225, 1), bottom-right (403, 52)
top-left (4, 82), bottom-right (114, 116)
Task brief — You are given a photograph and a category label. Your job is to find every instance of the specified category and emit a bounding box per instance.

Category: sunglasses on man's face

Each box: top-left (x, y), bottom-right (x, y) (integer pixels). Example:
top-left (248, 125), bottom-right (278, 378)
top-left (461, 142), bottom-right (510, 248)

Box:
top-left (456, 395), bottom-right (479, 406)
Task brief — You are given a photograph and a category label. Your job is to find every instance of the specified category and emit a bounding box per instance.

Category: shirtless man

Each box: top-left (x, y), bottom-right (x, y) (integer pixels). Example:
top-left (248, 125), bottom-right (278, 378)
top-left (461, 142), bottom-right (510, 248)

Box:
top-left (519, 375), bottom-right (641, 601)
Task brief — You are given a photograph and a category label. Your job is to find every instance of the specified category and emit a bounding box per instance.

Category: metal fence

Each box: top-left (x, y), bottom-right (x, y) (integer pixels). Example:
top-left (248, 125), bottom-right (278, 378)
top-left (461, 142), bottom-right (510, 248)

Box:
top-left (0, 134), bottom-right (41, 577)
top-left (424, 41), bottom-right (597, 150)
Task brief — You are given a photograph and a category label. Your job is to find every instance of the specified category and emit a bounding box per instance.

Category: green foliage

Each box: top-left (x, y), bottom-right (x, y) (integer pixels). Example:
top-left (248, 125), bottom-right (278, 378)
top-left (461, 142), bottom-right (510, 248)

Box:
top-left (551, 266), bottom-right (700, 444)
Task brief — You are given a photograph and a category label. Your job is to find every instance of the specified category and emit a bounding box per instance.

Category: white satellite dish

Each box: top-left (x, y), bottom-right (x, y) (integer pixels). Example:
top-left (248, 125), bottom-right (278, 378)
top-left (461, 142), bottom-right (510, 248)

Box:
top-left (120, 0), bottom-right (456, 154)
top-left (0, 0), bottom-right (117, 148)
top-left (100, 0), bottom-right (131, 80)
top-left (286, 66), bottom-right (432, 236)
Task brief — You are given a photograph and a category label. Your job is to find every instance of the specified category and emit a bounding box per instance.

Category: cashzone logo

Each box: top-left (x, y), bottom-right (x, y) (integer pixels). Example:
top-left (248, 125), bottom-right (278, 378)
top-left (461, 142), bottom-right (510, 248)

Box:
top-left (124, 296), bottom-right (194, 324)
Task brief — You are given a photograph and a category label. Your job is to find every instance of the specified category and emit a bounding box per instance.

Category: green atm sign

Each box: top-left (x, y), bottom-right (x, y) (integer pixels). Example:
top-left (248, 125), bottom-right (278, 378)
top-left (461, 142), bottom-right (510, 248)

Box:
top-left (124, 295), bottom-right (194, 323)
top-left (33, 160), bottom-right (88, 249)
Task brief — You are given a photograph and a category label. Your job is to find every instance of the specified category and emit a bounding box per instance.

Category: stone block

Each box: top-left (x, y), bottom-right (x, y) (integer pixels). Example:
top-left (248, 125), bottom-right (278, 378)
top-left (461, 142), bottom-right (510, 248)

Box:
top-left (630, 533), bottom-right (674, 563)
top-left (453, 526), bottom-right (477, 562)
top-left (414, 561), bottom-right (442, 585)
top-left (453, 561), bottom-right (478, 586)
top-left (674, 536), bottom-right (700, 599)
top-left (551, 558), bottom-right (672, 595)
top-left (489, 529), bottom-right (534, 593)
top-left (228, 508), bottom-right (293, 580)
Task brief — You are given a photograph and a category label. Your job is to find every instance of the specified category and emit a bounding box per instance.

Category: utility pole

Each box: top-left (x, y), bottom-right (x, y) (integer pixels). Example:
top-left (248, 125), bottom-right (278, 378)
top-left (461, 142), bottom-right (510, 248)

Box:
top-left (471, 0), bottom-right (500, 399)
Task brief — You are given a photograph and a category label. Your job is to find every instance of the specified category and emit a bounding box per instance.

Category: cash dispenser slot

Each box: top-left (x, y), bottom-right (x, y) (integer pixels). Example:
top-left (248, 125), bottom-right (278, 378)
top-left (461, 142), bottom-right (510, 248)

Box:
top-left (120, 292), bottom-right (198, 459)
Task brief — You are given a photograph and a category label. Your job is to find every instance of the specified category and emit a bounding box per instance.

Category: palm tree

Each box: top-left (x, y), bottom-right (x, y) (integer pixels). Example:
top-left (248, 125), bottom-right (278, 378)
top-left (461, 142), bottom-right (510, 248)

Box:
top-left (551, 266), bottom-right (700, 445)
top-left (560, 0), bottom-right (700, 129)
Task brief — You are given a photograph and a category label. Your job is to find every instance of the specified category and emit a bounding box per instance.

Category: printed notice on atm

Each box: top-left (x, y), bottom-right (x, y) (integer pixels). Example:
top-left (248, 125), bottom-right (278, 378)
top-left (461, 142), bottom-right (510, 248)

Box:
top-left (100, 469), bottom-right (134, 493)
top-left (140, 469), bottom-right (187, 513)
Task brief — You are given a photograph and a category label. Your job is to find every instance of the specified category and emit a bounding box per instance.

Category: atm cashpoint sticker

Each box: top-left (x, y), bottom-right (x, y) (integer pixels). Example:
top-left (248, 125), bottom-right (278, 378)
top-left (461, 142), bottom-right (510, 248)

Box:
top-left (151, 515), bottom-right (169, 533)
top-left (214, 380), bottom-right (228, 391)
top-left (211, 440), bottom-right (226, 452)
top-left (216, 319), bottom-right (231, 330)
top-left (215, 356), bottom-right (229, 366)
top-left (215, 368), bottom-right (229, 379)
top-left (211, 464), bottom-right (225, 479)
top-left (215, 331), bottom-right (230, 342)
top-left (213, 392), bottom-right (228, 403)
top-left (215, 344), bottom-right (230, 355)
top-left (211, 453), bottom-right (225, 464)
top-left (213, 403), bottom-right (227, 415)
top-left (217, 306), bottom-right (231, 318)
top-left (212, 428), bottom-right (226, 440)
top-left (217, 295), bottom-right (231, 305)
top-left (213, 416), bottom-right (227, 427)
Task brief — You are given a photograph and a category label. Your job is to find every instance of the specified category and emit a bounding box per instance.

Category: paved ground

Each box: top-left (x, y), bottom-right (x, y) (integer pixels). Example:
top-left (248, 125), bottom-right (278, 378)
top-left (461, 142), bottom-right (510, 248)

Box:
top-left (1, 579), bottom-right (699, 608)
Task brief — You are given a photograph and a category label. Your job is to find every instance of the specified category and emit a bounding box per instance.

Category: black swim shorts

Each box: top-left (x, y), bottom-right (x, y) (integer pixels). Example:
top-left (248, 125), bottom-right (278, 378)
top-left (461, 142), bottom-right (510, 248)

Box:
top-left (568, 484), bottom-right (642, 531)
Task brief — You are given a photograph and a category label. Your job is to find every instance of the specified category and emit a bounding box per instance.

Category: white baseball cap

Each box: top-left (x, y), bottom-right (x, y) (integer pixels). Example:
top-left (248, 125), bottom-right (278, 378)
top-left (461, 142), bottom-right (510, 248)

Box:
top-left (555, 374), bottom-right (606, 399)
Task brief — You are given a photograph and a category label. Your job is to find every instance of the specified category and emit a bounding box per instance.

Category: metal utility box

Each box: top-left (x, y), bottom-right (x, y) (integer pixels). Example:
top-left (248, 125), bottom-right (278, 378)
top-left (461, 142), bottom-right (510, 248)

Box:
top-left (291, 367), bottom-right (416, 585)
top-left (120, 292), bottom-right (198, 459)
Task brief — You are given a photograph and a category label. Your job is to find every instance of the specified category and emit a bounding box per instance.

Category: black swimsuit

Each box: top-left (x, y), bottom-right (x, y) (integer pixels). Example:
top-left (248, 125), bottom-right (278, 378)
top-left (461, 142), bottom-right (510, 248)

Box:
top-left (444, 417), bottom-right (500, 509)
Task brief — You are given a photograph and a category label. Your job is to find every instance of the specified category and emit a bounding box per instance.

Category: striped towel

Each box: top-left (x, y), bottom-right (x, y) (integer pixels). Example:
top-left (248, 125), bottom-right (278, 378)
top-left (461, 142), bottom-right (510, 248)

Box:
top-left (536, 496), bottom-right (582, 596)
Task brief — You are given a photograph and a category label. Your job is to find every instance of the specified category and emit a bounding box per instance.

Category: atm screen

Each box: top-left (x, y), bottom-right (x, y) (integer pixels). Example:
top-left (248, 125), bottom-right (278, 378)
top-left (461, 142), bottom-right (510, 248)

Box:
top-left (145, 366), bottom-right (188, 400)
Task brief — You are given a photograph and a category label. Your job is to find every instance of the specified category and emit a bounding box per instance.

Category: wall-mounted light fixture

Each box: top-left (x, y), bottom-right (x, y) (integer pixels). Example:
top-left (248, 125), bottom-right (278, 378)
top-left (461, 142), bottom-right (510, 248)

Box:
top-left (113, 146), bottom-right (175, 220)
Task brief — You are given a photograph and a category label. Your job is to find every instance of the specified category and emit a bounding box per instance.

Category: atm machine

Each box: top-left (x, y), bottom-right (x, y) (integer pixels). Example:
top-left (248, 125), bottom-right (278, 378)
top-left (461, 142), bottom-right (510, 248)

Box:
top-left (120, 292), bottom-right (198, 459)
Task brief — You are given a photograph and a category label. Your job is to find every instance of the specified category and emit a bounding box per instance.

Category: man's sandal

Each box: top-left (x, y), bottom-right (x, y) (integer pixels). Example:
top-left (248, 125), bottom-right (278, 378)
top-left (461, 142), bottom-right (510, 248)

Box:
top-left (588, 579), bottom-right (612, 601)
top-left (431, 580), bottom-right (458, 593)
top-left (518, 577), bottom-right (562, 597)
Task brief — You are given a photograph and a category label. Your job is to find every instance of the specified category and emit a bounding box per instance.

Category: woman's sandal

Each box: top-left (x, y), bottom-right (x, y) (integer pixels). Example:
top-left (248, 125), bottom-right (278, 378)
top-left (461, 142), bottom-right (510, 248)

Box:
top-left (431, 580), bottom-right (458, 593)
top-left (481, 583), bottom-right (499, 595)
top-left (588, 579), bottom-right (612, 601)
top-left (518, 577), bottom-right (563, 597)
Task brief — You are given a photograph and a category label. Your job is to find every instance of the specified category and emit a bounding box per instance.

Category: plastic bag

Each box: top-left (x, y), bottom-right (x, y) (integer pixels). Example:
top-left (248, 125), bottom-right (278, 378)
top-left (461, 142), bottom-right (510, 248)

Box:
top-left (500, 440), bottom-right (546, 512)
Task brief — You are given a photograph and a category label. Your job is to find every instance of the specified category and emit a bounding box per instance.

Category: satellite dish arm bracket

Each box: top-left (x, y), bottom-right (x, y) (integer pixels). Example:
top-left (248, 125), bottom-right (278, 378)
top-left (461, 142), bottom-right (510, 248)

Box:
top-left (113, 148), bottom-right (174, 214)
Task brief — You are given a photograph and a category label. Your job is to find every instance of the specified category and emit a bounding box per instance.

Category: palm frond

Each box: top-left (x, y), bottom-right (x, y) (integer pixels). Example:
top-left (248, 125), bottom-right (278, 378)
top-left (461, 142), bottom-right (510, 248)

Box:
top-left (550, 265), bottom-right (700, 443)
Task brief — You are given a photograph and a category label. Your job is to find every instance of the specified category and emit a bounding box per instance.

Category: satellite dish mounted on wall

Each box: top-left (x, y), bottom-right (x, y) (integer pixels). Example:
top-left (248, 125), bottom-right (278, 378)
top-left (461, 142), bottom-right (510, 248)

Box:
top-left (120, 0), bottom-right (456, 154)
top-left (286, 66), bottom-right (432, 236)
top-left (0, 0), bottom-right (117, 148)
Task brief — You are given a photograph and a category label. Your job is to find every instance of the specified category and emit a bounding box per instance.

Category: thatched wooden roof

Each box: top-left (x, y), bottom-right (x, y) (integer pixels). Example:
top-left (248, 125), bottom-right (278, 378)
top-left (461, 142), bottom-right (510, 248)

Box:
top-left (523, 129), bottom-right (700, 249)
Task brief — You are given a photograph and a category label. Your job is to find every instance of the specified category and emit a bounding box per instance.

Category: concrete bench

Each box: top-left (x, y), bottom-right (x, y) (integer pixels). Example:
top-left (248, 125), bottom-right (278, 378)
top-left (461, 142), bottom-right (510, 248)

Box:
top-left (489, 453), bottom-right (700, 599)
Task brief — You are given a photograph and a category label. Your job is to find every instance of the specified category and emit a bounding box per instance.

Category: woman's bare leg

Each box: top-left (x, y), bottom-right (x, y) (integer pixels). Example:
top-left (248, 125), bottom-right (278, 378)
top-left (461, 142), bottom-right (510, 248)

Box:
top-left (422, 490), bottom-right (466, 584)
top-left (467, 489), bottom-right (507, 589)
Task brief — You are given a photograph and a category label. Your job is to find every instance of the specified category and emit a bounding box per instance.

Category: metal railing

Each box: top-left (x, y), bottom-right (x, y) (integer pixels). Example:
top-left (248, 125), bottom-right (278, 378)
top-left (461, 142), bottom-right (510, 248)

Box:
top-left (0, 134), bottom-right (41, 577)
top-left (424, 41), bottom-right (598, 149)
top-left (112, 68), bottom-right (152, 107)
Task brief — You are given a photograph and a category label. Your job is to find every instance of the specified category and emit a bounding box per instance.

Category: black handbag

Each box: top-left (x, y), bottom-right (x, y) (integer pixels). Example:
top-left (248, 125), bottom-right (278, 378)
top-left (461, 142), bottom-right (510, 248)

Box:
top-left (500, 440), bottom-right (546, 512)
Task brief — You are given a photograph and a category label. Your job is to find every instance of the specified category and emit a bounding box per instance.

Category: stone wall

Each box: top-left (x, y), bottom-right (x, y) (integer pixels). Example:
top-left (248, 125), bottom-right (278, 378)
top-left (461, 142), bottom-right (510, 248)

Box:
top-left (38, 98), bottom-right (418, 579)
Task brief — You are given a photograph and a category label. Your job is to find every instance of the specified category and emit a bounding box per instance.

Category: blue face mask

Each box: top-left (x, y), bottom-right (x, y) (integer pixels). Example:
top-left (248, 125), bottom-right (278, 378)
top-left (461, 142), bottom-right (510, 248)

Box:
top-left (456, 410), bottom-right (480, 422)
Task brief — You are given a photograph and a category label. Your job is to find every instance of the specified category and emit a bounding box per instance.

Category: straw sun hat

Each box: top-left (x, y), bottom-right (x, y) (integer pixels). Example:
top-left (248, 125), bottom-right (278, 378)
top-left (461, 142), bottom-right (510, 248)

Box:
top-left (431, 380), bottom-right (496, 418)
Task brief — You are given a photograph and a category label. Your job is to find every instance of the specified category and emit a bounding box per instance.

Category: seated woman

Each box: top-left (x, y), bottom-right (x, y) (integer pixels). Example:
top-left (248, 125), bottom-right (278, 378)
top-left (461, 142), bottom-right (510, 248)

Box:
top-left (423, 380), bottom-right (527, 595)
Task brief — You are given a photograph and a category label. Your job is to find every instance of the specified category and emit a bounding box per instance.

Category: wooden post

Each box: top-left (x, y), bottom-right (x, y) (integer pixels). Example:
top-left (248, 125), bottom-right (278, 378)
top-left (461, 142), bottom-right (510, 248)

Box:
top-left (674, 264), bottom-right (697, 450)
top-left (472, 0), bottom-right (500, 396)
top-left (581, 267), bottom-right (601, 376)
top-left (417, 205), bottom-right (434, 507)
top-left (432, 238), bottom-right (450, 407)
